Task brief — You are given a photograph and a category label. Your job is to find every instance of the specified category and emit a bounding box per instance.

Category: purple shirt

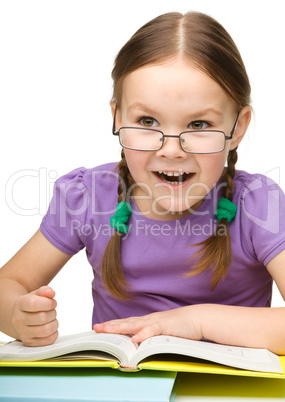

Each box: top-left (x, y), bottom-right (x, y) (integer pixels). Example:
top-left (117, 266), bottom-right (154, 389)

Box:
top-left (40, 162), bottom-right (285, 325)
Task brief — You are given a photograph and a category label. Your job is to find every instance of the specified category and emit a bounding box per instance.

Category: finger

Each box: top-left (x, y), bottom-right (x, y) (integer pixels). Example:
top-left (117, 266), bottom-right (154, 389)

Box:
top-left (93, 320), bottom-right (128, 332)
top-left (23, 309), bottom-right (57, 326)
top-left (19, 293), bottom-right (57, 313)
top-left (94, 318), bottom-right (145, 335)
top-left (22, 330), bottom-right (59, 347)
top-left (31, 286), bottom-right (56, 299)
top-left (131, 324), bottom-right (161, 343)
top-left (94, 320), bottom-right (162, 343)
top-left (25, 318), bottom-right (59, 339)
top-left (95, 316), bottom-right (140, 327)
top-left (93, 318), bottom-right (133, 331)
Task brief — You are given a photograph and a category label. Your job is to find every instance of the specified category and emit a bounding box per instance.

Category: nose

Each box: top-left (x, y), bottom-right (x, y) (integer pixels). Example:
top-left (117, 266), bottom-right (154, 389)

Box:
top-left (156, 135), bottom-right (188, 159)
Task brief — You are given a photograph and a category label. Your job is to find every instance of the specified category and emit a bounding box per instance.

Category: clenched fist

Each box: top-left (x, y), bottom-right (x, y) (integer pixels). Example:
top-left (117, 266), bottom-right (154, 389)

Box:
top-left (11, 286), bottom-right (59, 346)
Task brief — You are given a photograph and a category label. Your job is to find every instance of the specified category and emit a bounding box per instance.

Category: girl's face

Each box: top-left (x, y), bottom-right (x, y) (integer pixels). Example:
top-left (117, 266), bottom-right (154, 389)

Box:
top-left (114, 59), bottom-right (247, 220)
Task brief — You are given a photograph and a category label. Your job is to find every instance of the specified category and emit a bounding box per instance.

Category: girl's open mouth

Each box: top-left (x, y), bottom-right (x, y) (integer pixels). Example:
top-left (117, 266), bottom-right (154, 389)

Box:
top-left (154, 171), bottom-right (194, 185)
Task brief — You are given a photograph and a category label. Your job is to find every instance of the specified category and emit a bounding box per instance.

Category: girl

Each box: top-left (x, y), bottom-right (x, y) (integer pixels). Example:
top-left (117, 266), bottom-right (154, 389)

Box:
top-left (1, 11), bottom-right (285, 354)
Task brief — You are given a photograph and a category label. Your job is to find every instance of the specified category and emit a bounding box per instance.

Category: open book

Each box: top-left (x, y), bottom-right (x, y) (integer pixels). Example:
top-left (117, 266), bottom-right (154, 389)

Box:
top-left (0, 331), bottom-right (282, 374)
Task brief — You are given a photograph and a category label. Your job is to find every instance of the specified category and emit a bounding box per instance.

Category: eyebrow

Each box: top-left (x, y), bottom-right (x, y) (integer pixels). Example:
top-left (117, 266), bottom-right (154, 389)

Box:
top-left (126, 103), bottom-right (157, 116)
top-left (126, 102), bottom-right (224, 118)
top-left (191, 108), bottom-right (224, 118)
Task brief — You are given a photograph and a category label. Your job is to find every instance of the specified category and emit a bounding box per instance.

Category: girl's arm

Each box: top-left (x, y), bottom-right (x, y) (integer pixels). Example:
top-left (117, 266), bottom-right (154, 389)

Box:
top-left (94, 249), bottom-right (285, 355)
top-left (0, 229), bottom-right (71, 346)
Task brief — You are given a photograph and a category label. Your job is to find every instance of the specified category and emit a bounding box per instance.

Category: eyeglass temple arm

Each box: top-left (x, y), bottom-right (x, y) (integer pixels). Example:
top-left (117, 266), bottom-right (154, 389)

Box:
top-left (227, 112), bottom-right (240, 139)
top-left (112, 105), bottom-right (118, 135)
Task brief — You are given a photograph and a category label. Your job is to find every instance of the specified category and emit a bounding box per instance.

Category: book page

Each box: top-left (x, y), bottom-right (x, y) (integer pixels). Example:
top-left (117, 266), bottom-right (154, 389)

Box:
top-left (0, 331), bottom-right (138, 363)
top-left (130, 336), bottom-right (282, 373)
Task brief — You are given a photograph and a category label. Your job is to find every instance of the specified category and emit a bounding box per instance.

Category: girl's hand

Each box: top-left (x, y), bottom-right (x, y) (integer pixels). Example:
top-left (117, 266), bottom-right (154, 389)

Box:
top-left (93, 305), bottom-right (203, 343)
top-left (11, 286), bottom-right (59, 346)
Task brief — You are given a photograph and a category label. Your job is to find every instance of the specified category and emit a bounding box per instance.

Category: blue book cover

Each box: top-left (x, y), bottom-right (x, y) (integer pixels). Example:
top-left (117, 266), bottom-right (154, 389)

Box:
top-left (0, 367), bottom-right (177, 401)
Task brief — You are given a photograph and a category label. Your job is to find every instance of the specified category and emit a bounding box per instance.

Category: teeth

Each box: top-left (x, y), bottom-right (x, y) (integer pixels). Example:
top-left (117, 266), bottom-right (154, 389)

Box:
top-left (158, 171), bottom-right (185, 176)
top-left (156, 170), bottom-right (193, 185)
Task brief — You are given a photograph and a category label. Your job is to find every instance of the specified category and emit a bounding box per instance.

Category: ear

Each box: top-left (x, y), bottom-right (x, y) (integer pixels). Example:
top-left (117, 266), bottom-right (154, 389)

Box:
top-left (110, 101), bottom-right (122, 132)
top-left (110, 101), bottom-right (116, 118)
top-left (229, 105), bottom-right (251, 150)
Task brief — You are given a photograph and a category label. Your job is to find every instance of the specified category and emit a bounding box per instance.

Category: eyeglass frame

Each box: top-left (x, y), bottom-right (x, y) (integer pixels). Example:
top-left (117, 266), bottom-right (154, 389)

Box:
top-left (112, 107), bottom-right (240, 154)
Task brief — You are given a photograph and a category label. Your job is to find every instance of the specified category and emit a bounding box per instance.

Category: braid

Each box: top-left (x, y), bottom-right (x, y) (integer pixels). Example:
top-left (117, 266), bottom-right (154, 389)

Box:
top-left (117, 150), bottom-right (135, 202)
top-left (101, 151), bottom-right (135, 299)
top-left (188, 148), bottom-right (238, 289)
top-left (222, 148), bottom-right (237, 201)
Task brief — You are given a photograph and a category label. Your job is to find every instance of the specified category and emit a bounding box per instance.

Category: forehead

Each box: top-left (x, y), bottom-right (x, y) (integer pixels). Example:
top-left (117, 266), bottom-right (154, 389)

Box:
top-left (120, 59), bottom-right (235, 117)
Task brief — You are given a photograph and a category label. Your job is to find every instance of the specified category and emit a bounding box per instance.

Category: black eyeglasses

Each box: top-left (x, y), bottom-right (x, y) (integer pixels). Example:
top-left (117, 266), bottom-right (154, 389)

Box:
top-left (112, 108), bottom-right (239, 154)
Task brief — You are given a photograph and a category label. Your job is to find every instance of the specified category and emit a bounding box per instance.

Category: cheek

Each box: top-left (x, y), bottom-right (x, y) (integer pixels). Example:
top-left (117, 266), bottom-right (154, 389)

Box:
top-left (124, 150), bottom-right (149, 181)
top-left (198, 152), bottom-right (228, 181)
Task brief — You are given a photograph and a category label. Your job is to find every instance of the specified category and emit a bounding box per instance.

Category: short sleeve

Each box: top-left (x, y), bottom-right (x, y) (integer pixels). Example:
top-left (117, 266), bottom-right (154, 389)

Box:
top-left (240, 174), bottom-right (285, 266)
top-left (40, 167), bottom-right (89, 255)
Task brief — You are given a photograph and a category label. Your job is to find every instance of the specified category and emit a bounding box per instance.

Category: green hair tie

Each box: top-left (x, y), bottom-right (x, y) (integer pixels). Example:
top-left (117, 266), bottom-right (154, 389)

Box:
top-left (110, 201), bottom-right (132, 234)
top-left (215, 198), bottom-right (237, 223)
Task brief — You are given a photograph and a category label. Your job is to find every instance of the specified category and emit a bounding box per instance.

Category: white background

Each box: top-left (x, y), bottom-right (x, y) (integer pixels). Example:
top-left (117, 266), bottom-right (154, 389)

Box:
top-left (0, 0), bottom-right (284, 342)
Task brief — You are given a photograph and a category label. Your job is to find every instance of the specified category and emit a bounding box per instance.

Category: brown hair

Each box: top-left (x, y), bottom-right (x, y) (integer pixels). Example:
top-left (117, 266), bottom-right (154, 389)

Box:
top-left (101, 11), bottom-right (251, 299)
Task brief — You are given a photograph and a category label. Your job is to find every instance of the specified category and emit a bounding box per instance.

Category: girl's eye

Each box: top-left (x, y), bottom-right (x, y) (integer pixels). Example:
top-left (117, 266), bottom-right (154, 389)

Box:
top-left (189, 121), bottom-right (210, 130)
top-left (139, 117), bottom-right (159, 127)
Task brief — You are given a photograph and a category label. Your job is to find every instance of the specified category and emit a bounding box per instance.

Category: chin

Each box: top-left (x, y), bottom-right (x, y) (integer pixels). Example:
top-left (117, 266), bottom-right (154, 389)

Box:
top-left (153, 201), bottom-right (190, 218)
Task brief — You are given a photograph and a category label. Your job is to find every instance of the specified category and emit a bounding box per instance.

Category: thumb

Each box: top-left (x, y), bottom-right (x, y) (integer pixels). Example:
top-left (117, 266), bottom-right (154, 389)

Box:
top-left (32, 286), bottom-right (56, 300)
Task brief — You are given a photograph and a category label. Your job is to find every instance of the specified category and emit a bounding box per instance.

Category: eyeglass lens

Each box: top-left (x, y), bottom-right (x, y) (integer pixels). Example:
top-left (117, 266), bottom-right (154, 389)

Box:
top-left (119, 128), bottom-right (226, 153)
